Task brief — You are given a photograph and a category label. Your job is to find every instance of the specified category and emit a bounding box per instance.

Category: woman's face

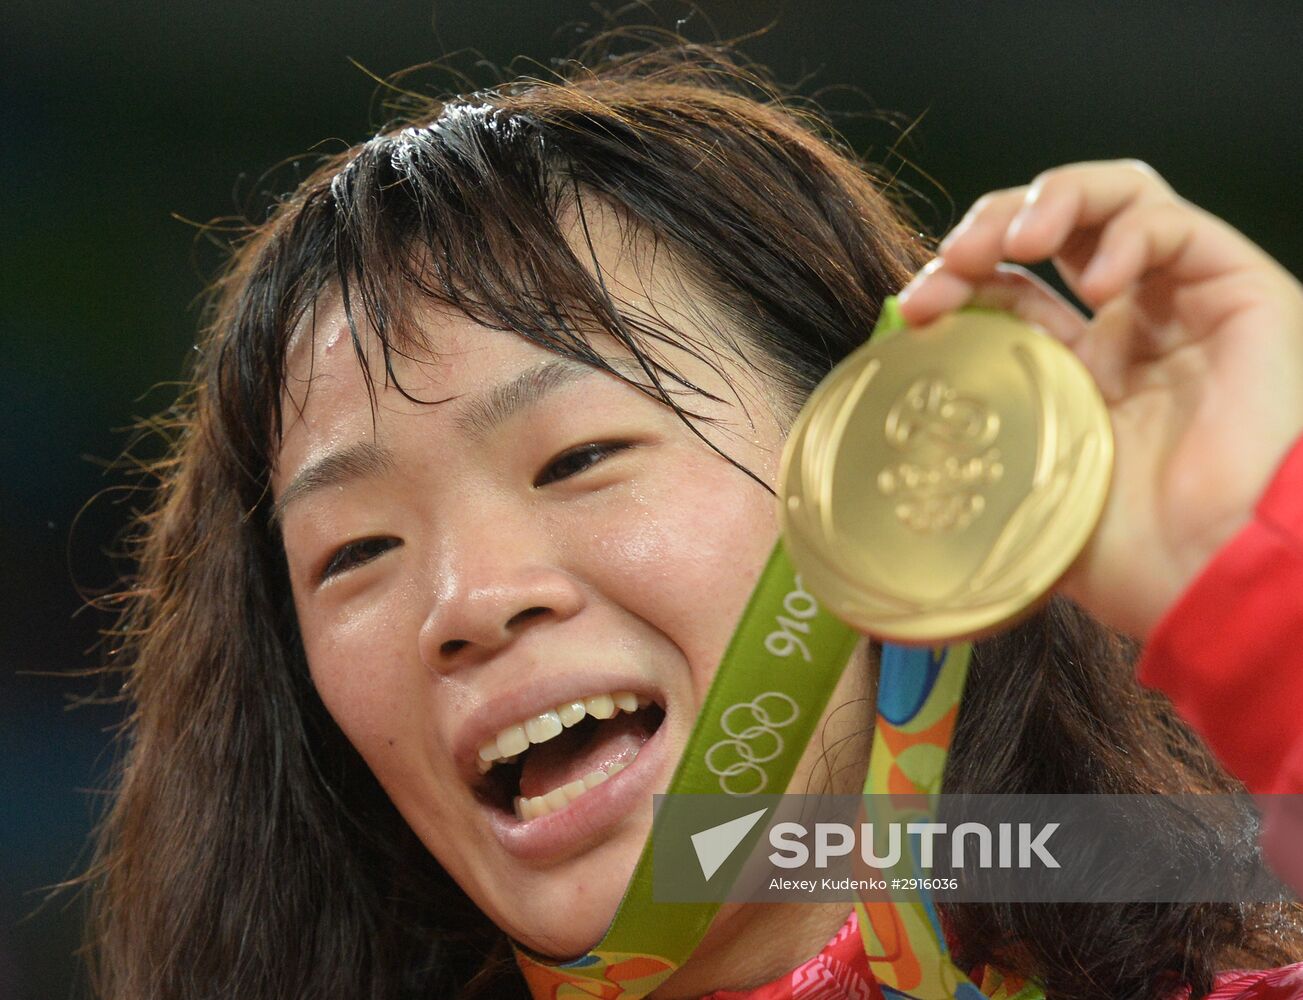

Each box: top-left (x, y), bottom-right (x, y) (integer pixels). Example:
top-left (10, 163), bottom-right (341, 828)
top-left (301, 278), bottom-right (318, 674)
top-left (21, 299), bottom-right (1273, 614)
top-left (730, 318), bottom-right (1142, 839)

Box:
top-left (272, 214), bottom-right (871, 959)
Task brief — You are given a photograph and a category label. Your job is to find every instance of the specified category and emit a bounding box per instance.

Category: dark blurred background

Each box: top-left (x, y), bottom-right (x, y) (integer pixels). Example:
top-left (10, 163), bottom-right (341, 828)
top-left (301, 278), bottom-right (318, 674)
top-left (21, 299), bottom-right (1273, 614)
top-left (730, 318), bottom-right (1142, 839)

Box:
top-left (4, 2), bottom-right (1300, 997)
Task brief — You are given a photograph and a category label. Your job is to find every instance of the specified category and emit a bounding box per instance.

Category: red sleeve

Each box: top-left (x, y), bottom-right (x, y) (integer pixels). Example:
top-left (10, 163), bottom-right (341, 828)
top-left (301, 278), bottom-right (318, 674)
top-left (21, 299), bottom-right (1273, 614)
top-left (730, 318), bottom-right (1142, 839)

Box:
top-left (1137, 432), bottom-right (1303, 896)
top-left (1206, 962), bottom-right (1303, 998)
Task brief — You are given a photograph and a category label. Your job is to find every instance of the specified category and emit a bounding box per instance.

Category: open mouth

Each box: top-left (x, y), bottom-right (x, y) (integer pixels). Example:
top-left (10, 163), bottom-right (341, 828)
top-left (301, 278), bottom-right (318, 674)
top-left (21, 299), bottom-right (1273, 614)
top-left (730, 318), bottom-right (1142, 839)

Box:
top-left (473, 691), bottom-right (667, 822)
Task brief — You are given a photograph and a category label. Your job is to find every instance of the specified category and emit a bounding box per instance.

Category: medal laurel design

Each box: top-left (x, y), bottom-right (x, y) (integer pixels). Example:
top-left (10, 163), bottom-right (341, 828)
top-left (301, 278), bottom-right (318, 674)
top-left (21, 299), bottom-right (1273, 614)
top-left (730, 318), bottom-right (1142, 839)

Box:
top-left (780, 307), bottom-right (1113, 643)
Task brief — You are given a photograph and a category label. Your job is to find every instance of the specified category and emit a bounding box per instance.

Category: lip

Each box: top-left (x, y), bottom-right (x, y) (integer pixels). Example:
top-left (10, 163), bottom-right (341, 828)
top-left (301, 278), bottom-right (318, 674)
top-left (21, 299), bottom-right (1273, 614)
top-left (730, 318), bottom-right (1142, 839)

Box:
top-left (452, 671), bottom-right (665, 784)
top-left (484, 714), bottom-right (671, 861)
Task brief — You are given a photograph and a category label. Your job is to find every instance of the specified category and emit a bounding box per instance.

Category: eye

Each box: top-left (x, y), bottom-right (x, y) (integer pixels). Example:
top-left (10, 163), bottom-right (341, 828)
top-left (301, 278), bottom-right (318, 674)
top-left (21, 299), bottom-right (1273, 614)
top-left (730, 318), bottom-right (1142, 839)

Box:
top-left (319, 536), bottom-right (401, 583)
top-left (534, 442), bottom-right (630, 488)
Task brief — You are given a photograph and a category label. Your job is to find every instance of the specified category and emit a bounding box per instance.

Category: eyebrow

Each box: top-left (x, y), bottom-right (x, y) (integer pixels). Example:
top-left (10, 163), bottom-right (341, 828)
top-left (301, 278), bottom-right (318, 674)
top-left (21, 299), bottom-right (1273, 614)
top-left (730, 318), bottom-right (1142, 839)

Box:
top-left (453, 357), bottom-right (601, 437)
top-left (273, 440), bottom-right (397, 525)
top-left (274, 357), bottom-right (630, 523)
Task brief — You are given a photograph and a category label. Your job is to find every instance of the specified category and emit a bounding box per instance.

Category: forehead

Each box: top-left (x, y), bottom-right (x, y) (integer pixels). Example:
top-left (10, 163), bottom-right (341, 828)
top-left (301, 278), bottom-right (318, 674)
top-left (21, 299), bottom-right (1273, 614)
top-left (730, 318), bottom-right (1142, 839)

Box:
top-left (279, 198), bottom-right (633, 410)
top-left (274, 299), bottom-right (555, 485)
top-left (271, 197), bottom-right (785, 489)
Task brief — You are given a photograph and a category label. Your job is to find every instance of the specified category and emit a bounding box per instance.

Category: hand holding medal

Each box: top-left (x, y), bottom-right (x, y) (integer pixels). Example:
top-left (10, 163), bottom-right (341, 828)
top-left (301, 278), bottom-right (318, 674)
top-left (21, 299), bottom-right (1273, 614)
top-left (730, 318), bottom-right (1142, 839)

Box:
top-left (768, 161), bottom-right (1303, 1000)
top-left (788, 160), bottom-right (1303, 643)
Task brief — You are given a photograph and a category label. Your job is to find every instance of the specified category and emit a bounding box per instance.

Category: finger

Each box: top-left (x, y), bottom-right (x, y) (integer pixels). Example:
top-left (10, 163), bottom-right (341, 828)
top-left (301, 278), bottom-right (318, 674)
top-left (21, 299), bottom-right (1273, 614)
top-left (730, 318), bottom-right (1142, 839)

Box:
top-left (898, 263), bottom-right (1088, 346)
top-left (1074, 200), bottom-right (1195, 308)
top-left (912, 163), bottom-right (1171, 316)
top-left (1002, 160), bottom-right (1173, 266)
top-left (933, 187), bottom-right (1029, 279)
top-left (897, 258), bottom-right (977, 325)
top-left (966, 265), bottom-right (1090, 346)
top-left (1068, 297), bottom-right (1140, 402)
top-left (899, 188), bottom-right (1029, 325)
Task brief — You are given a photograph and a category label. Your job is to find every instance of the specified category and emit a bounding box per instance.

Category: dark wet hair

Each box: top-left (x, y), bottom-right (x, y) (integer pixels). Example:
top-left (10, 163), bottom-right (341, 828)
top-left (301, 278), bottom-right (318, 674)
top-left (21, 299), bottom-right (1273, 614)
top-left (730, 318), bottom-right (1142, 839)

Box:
top-left (84, 38), bottom-right (1301, 1000)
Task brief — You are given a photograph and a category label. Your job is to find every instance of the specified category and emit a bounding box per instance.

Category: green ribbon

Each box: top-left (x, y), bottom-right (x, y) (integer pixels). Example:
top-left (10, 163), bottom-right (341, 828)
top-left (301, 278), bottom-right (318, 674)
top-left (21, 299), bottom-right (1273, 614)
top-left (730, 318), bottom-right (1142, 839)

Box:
top-left (513, 541), bottom-right (861, 996)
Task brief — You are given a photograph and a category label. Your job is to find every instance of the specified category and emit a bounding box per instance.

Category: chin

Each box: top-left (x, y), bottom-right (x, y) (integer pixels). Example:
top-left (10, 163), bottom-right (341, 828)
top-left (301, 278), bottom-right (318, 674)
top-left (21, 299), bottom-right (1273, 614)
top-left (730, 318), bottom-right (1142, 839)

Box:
top-left (499, 839), bottom-right (643, 960)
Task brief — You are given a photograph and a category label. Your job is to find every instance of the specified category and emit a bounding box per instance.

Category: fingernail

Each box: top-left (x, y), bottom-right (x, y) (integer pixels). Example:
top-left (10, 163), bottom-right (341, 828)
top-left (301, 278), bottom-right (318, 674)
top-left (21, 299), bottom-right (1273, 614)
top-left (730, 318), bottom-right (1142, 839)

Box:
top-left (1006, 205), bottom-right (1034, 243)
top-left (939, 202), bottom-right (986, 251)
top-left (1079, 252), bottom-right (1112, 294)
top-left (898, 259), bottom-right (941, 305)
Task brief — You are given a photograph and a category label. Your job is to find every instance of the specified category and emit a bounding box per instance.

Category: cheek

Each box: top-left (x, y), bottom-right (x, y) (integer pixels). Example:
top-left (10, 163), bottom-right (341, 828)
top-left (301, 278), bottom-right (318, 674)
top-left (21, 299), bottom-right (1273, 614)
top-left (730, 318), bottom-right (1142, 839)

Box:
top-left (297, 597), bottom-right (430, 777)
top-left (576, 451), bottom-right (780, 691)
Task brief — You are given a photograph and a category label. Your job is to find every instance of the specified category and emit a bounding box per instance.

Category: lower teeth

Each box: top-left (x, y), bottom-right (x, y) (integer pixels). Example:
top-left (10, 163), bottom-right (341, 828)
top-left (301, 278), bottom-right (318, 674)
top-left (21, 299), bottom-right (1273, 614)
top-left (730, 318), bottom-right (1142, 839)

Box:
top-left (515, 759), bottom-right (630, 822)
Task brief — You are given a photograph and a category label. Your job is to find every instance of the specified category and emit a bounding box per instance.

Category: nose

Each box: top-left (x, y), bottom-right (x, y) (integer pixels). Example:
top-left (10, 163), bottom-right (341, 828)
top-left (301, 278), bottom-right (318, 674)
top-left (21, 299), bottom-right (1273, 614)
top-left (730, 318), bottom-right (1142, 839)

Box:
top-left (417, 525), bottom-right (586, 673)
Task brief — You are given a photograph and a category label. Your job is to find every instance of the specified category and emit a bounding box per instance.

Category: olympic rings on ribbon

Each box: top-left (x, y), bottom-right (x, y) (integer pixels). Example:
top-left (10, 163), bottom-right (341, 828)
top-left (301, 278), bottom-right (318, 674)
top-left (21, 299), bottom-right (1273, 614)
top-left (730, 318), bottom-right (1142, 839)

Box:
top-left (703, 692), bottom-right (801, 795)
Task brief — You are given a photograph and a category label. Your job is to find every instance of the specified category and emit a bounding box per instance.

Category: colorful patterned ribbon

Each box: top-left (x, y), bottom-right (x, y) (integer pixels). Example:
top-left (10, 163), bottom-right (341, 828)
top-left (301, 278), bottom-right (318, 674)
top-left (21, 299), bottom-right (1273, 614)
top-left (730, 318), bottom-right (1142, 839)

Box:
top-left (852, 645), bottom-right (1039, 1000)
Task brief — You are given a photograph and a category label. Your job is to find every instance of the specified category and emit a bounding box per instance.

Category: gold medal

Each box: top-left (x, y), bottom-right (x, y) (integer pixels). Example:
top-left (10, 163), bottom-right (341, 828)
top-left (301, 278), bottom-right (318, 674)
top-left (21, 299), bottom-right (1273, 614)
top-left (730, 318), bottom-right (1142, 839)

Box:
top-left (780, 308), bottom-right (1113, 643)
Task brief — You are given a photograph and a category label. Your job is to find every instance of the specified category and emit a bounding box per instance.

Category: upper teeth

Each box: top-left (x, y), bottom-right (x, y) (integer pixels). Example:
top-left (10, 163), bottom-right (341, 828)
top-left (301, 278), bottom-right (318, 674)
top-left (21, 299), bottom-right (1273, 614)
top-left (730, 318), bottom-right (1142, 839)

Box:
top-left (476, 690), bottom-right (649, 773)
